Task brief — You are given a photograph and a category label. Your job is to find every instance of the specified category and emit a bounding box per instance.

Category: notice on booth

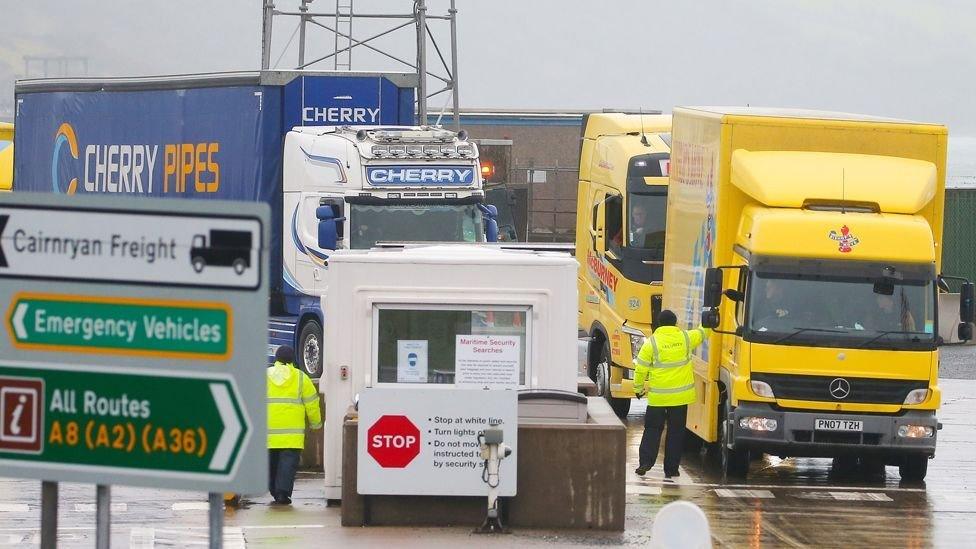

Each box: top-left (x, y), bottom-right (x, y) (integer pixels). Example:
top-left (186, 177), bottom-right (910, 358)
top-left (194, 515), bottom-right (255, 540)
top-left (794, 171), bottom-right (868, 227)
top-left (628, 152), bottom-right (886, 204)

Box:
top-left (357, 387), bottom-right (517, 497)
top-left (396, 340), bottom-right (428, 383)
top-left (454, 335), bottom-right (520, 388)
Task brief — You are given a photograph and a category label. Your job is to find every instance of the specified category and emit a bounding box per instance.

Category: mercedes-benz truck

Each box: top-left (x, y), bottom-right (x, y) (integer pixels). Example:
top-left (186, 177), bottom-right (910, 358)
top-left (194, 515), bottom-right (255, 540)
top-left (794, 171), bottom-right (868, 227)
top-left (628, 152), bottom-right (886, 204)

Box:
top-left (665, 107), bottom-right (974, 481)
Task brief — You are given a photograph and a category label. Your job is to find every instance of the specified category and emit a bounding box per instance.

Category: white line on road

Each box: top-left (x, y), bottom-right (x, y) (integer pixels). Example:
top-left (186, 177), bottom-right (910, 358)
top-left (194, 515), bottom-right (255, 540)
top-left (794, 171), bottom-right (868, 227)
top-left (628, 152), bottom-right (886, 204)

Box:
top-left (626, 485), bottom-right (663, 495)
top-left (0, 535), bottom-right (24, 546)
top-left (715, 488), bottom-right (776, 499)
top-left (73, 503), bottom-right (128, 512)
top-left (641, 480), bottom-right (925, 492)
top-left (828, 491), bottom-right (893, 501)
top-left (172, 502), bottom-right (210, 511)
top-left (0, 504), bottom-right (29, 512)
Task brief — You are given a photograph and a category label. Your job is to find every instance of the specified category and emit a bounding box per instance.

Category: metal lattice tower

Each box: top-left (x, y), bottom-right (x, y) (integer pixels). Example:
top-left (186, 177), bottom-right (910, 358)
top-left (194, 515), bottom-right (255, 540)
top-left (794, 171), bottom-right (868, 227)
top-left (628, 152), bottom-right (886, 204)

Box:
top-left (260, 0), bottom-right (461, 128)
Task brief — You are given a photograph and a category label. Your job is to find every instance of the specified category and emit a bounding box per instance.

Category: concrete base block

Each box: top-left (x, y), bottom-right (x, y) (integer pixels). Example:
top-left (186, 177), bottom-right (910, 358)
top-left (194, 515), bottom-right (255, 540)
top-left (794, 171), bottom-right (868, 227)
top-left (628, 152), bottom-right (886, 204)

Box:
top-left (341, 397), bottom-right (625, 531)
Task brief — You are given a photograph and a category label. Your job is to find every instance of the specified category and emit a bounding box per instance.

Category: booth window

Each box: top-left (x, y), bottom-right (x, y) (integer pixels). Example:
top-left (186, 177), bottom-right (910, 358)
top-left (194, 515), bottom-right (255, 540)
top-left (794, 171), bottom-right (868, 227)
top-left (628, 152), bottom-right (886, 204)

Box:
top-left (374, 305), bottom-right (529, 385)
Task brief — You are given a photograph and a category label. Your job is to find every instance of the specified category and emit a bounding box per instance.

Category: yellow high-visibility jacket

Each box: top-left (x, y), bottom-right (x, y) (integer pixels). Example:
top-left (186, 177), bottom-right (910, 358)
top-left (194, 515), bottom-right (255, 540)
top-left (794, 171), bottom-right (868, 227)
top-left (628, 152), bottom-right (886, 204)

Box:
top-left (267, 362), bottom-right (322, 449)
top-left (632, 325), bottom-right (710, 407)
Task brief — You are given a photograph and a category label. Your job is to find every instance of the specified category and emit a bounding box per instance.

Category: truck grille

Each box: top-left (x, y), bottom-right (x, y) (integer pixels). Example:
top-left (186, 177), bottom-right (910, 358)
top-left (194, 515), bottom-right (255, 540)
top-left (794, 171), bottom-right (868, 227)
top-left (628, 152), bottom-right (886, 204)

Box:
top-left (752, 373), bottom-right (927, 405)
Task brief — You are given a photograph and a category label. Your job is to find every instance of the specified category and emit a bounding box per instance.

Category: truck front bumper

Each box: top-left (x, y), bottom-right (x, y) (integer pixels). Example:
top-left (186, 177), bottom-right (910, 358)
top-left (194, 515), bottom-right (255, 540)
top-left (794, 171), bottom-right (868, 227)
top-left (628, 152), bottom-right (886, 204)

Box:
top-left (731, 402), bottom-right (938, 458)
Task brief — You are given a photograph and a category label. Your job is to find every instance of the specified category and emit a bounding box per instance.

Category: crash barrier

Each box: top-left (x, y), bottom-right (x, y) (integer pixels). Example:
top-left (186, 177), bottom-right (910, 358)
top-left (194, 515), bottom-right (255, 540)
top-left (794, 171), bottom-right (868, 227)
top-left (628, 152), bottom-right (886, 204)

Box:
top-left (651, 501), bottom-right (712, 549)
top-left (340, 395), bottom-right (626, 530)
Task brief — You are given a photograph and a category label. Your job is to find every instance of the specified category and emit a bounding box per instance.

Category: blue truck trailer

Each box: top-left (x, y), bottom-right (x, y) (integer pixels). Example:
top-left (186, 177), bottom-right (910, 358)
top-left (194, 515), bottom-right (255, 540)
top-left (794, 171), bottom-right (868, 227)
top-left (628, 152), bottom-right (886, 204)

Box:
top-left (13, 70), bottom-right (497, 375)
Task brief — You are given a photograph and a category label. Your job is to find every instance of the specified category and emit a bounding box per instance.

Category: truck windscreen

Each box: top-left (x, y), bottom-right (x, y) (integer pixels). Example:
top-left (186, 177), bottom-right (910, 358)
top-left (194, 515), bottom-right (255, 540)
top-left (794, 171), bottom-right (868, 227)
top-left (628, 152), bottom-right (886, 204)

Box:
top-left (627, 191), bottom-right (667, 257)
top-left (745, 266), bottom-right (936, 350)
top-left (349, 203), bottom-right (485, 249)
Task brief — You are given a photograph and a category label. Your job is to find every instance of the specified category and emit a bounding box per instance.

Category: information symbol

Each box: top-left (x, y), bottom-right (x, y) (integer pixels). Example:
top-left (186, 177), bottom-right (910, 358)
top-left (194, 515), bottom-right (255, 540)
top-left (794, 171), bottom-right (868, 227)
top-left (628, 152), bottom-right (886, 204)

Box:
top-left (0, 378), bottom-right (44, 454)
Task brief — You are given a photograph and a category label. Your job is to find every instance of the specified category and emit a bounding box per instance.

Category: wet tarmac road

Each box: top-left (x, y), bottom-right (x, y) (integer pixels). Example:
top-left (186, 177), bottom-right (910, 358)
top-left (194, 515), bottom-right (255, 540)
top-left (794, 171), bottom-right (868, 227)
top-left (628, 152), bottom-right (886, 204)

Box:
top-left (1, 346), bottom-right (973, 547)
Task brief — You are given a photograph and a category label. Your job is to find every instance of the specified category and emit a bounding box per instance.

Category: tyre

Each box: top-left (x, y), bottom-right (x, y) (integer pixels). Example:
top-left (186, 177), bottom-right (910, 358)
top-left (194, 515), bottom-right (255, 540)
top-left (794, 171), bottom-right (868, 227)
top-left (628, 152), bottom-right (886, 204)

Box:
top-left (232, 258), bottom-right (247, 275)
top-left (720, 401), bottom-right (750, 479)
top-left (192, 256), bottom-right (205, 273)
top-left (595, 339), bottom-right (632, 418)
top-left (898, 455), bottom-right (928, 482)
top-left (298, 320), bottom-right (323, 378)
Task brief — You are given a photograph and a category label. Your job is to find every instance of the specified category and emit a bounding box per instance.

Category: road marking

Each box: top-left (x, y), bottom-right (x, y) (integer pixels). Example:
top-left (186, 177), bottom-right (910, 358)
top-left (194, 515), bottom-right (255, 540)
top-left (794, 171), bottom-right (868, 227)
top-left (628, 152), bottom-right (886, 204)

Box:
top-left (172, 502), bottom-right (210, 511)
top-left (639, 480), bottom-right (925, 492)
top-left (626, 484), bottom-right (663, 495)
top-left (0, 504), bottom-right (29, 512)
top-left (828, 491), bottom-right (892, 501)
top-left (715, 488), bottom-right (776, 499)
top-left (129, 527), bottom-right (155, 549)
top-left (73, 503), bottom-right (128, 513)
top-left (0, 535), bottom-right (24, 546)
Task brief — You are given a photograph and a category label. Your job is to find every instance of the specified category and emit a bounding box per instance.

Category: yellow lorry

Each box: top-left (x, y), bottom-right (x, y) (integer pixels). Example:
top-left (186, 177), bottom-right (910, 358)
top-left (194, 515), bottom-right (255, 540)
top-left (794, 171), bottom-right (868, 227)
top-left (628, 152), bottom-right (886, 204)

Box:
top-left (576, 113), bottom-right (671, 417)
top-left (665, 107), bottom-right (975, 481)
top-left (0, 122), bottom-right (12, 191)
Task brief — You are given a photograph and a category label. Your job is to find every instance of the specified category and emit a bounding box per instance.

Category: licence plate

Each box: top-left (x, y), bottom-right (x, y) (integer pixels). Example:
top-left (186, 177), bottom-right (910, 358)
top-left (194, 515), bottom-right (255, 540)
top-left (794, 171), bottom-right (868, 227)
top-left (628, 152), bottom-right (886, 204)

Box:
top-left (815, 419), bottom-right (863, 432)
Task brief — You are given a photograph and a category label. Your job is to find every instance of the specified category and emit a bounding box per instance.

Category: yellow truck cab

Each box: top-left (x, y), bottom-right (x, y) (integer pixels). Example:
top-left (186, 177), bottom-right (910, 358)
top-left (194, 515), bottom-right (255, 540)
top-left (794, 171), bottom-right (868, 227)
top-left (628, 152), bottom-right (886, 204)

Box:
top-left (576, 113), bottom-right (671, 417)
top-left (0, 123), bottom-right (12, 191)
top-left (665, 107), bottom-right (975, 481)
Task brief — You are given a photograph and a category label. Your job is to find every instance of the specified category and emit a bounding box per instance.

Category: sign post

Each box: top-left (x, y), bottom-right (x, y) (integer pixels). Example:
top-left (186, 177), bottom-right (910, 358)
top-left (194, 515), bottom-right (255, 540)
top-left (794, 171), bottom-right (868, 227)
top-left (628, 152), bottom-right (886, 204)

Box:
top-left (0, 193), bottom-right (269, 549)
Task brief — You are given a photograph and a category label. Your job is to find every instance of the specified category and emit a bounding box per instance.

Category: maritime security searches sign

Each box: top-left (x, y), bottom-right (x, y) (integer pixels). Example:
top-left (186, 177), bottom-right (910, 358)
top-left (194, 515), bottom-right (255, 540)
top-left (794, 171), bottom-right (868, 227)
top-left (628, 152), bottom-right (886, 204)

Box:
top-left (0, 193), bottom-right (268, 492)
top-left (366, 165), bottom-right (476, 186)
top-left (0, 202), bottom-right (261, 289)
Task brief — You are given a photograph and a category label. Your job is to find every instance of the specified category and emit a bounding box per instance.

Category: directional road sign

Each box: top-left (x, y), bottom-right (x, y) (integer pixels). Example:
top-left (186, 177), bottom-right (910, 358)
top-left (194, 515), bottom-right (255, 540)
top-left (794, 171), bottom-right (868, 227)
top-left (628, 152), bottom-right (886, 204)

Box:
top-left (0, 364), bottom-right (247, 478)
top-left (0, 203), bottom-right (261, 289)
top-left (7, 293), bottom-right (231, 360)
top-left (0, 193), bottom-right (268, 493)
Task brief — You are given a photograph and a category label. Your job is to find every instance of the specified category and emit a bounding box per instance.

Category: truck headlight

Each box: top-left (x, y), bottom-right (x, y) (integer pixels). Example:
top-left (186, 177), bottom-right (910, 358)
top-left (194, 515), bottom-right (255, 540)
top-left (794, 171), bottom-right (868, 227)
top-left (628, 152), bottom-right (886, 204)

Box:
top-left (739, 417), bottom-right (778, 431)
top-left (750, 380), bottom-right (775, 399)
top-left (628, 333), bottom-right (645, 361)
top-left (897, 425), bottom-right (934, 438)
top-left (903, 389), bottom-right (929, 405)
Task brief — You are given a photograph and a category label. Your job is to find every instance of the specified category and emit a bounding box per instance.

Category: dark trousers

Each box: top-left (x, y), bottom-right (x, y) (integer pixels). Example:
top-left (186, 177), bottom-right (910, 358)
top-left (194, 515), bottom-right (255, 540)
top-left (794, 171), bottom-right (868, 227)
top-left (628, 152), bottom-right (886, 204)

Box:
top-left (269, 449), bottom-right (301, 501)
top-left (638, 405), bottom-right (688, 475)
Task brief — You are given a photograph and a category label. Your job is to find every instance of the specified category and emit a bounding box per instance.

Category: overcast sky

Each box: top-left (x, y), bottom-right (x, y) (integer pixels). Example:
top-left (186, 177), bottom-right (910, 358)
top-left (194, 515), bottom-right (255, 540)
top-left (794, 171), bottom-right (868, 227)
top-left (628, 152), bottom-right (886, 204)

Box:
top-left (2, 0), bottom-right (975, 170)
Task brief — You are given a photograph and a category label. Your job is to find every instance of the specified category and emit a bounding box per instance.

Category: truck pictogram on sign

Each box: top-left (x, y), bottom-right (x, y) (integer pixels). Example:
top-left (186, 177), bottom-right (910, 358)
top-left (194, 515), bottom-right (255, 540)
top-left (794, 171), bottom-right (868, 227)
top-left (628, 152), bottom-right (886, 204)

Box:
top-left (366, 414), bottom-right (420, 468)
top-left (0, 376), bottom-right (44, 454)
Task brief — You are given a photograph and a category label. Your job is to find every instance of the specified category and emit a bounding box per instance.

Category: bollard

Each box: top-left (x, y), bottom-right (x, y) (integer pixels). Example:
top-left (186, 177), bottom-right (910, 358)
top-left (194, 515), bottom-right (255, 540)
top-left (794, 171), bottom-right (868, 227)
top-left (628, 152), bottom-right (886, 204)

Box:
top-left (650, 500), bottom-right (712, 549)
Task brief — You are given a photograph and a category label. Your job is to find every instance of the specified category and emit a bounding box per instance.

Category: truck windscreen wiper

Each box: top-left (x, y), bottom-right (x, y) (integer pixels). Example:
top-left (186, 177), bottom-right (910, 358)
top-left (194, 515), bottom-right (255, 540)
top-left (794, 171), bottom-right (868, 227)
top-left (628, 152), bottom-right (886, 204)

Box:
top-left (772, 326), bottom-right (848, 344)
top-left (856, 330), bottom-right (929, 349)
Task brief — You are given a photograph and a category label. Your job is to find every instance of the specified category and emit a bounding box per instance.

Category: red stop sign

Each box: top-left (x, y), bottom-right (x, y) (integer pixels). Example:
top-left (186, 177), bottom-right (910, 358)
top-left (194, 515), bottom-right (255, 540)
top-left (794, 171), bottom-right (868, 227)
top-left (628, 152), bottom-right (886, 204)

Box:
top-left (367, 415), bottom-right (421, 468)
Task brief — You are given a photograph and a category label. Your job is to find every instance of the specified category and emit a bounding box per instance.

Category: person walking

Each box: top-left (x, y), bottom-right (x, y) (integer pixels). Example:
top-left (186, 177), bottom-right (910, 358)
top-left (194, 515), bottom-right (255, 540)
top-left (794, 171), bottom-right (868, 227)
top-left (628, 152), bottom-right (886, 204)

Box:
top-left (632, 310), bottom-right (710, 479)
top-left (267, 345), bottom-right (322, 504)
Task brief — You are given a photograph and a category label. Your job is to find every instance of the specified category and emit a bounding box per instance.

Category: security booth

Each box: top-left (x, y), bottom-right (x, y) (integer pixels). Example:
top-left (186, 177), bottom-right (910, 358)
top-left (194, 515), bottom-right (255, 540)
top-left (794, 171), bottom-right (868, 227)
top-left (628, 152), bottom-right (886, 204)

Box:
top-left (321, 244), bottom-right (626, 530)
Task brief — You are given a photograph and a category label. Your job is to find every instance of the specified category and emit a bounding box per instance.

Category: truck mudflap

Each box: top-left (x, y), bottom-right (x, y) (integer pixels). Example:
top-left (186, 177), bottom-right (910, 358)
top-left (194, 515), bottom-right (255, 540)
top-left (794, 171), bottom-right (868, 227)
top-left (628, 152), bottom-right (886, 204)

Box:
top-left (730, 402), bottom-right (938, 458)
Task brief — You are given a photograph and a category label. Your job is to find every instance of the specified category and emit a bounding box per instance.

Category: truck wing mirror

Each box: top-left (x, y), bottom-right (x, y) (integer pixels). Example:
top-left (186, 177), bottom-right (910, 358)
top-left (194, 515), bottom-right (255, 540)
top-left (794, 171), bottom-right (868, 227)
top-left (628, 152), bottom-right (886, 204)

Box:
top-left (960, 282), bottom-right (975, 323)
top-left (703, 267), bottom-right (723, 308)
top-left (702, 308), bottom-right (720, 329)
top-left (316, 206), bottom-right (344, 250)
top-left (958, 322), bottom-right (973, 342)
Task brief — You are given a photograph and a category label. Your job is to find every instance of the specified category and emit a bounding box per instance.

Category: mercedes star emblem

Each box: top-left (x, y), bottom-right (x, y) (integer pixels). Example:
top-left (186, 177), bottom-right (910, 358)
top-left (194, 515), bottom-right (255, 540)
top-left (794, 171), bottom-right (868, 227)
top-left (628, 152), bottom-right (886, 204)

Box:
top-left (829, 378), bottom-right (851, 400)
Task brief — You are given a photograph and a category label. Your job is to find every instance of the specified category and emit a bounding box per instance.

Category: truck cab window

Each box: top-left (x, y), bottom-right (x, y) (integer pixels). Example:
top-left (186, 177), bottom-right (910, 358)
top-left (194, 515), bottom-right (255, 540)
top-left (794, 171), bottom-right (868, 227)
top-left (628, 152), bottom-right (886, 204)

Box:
top-left (605, 194), bottom-right (623, 251)
top-left (627, 191), bottom-right (667, 259)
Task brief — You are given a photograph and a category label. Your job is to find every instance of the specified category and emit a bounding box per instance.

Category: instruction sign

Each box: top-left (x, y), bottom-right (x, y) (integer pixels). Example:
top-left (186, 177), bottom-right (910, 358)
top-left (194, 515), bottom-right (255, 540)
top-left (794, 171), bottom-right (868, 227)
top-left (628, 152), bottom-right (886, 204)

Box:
top-left (0, 193), bottom-right (267, 493)
top-left (455, 335), bottom-right (520, 388)
top-left (357, 387), bottom-right (517, 496)
top-left (396, 340), bottom-right (428, 383)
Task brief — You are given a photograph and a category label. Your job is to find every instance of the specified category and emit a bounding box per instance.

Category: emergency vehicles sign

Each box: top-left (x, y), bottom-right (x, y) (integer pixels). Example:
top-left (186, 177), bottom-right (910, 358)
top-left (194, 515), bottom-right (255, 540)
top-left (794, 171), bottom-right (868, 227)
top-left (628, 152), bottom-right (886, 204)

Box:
top-left (357, 387), bottom-right (517, 497)
top-left (0, 193), bottom-right (268, 493)
top-left (366, 165), bottom-right (476, 186)
top-left (0, 202), bottom-right (262, 289)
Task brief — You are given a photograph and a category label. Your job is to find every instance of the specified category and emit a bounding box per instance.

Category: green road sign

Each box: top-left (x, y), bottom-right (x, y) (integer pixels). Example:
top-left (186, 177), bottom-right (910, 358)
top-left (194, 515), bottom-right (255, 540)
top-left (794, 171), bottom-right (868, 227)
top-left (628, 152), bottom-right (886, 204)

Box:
top-left (7, 294), bottom-right (231, 359)
top-left (0, 364), bottom-right (248, 477)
